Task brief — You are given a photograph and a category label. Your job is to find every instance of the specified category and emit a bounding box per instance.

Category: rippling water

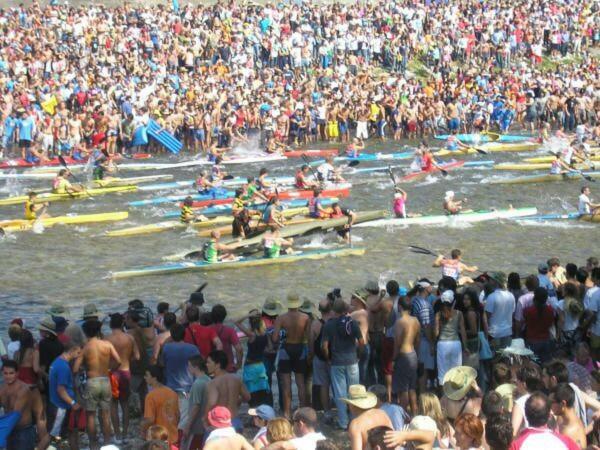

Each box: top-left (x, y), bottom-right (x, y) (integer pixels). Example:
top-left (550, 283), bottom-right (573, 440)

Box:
top-left (0, 139), bottom-right (596, 333)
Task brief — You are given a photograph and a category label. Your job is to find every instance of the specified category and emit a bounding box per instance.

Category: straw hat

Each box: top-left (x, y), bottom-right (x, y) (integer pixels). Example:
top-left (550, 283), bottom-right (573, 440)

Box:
top-left (299, 300), bottom-right (319, 317)
top-left (409, 415), bottom-right (438, 433)
top-left (262, 298), bottom-right (284, 316)
top-left (443, 366), bottom-right (477, 401)
top-left (341, 385), bottom-right (377, 410)
top-left (500, 339), bottom-right (534, 357)
top-left (287, 294), bottom-right (301, 310)
top-left (495, 383), bottom-right (517, 412)
top-left (38, 316), bottom-right (57, 336)
top-left (351, 289), bottom-right (369, 307)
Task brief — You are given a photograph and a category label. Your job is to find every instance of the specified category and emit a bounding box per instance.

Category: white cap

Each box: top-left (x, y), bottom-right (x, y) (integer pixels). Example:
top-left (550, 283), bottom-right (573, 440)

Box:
top-left (445, 190), bottom-right (455, 200)
top-left (440, 290), bottom-right (455, 304)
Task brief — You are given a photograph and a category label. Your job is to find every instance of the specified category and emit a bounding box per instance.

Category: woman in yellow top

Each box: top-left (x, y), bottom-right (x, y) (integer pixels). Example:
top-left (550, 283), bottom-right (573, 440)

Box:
top-left (52, 169), bottom-right (83, 195)
top-left (24, 192), bottom-right (50, 220)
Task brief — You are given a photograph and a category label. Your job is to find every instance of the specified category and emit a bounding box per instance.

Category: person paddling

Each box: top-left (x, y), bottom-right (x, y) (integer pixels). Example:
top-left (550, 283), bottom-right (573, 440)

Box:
top-left (393, 188), bottom-right (408, 218)
top-left (204, 230), bottom-right (236, 263)
top-left (329, 202), bottom-right (356, 244)
top-left (308, 189), bottom-right (330, 219)
top-left (295, 165), bottom-right (317, 189)
top-left (52, 169), bottom-right (83, 195)
top-left (433, 249), bottom-right (478, 285)
top-left (443, 191), bottom-right (466, 215)
top-left (262, 225), bottom-right (294, 258)
top-left (180, 197), bottom-right (208, 224)
top-left (24, 192), bottom-right (50, 220)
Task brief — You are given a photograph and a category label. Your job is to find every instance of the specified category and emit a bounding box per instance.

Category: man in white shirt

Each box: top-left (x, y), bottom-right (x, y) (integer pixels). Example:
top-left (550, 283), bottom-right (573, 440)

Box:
top-left (265, 407), bottom-right (325, 450)
top-left (579, 186), bottom-right (600, 215)
top-left (484, 272), bottom-right (515, 351)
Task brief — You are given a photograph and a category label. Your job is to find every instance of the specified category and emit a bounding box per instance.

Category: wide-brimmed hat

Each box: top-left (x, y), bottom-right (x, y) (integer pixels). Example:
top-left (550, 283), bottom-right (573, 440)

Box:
top-left (299, 300), bottom-right (319, 317)
top-left (489, 271), bottom-right (507, 286)
top-left (365, 280), bottom-right (379, 294)
top-left (351, 289), bottom-right (369, 307)
top-left (82, 304), bottom-right (101, 320)
top-left (46, 304), bottom-right (70, 318)
top-left (341, 385), bottom-right (377, 410)
top-left (262, 298), bottom-right (284, 316)
top-left (38, 316), bottom-right (57, 336)
top-left (495, 383), bottom-right (517, 412)
top-left (287, 294), bottom-right (301, 309)
top-left (500, 339), bottom-right (534, 357)
top-left (207, 406), bottom-right (232, 428)
top-left (409, 415), bottom-right (438, 433)
top-left (443, 366), bottom-right (477, 401)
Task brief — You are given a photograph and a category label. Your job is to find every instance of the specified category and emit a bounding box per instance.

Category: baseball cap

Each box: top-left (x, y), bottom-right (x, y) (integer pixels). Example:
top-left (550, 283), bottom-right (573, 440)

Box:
top-left (248, 405), bottom-right (276, 421)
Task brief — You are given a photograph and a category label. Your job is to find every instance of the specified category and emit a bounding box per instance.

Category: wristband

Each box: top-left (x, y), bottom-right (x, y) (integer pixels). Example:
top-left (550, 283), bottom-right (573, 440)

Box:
top-left (70, 399), bottom-right (76, 406)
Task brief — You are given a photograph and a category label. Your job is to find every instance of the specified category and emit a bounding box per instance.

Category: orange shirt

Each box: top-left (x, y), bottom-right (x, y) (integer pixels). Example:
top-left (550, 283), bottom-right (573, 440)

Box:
top-left (144, 386), bottom-right (180, 443)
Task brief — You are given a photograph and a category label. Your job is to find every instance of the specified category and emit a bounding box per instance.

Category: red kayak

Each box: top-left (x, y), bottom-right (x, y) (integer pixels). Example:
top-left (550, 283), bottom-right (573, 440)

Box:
top-left (188, 187), bottom-right (350, 208)
top-left (0, 153), bottom-right (152, 169)
top-left (284, 149), bottom-right (339, 158)
top-left (399, 161), bottom-right (465, 182)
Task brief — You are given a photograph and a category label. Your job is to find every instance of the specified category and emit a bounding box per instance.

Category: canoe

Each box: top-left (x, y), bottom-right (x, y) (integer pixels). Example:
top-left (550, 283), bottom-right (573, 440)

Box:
top-left (129, 188), bottom-right (234, 207)
top-left (138, 176), bottom-right (298, 193)
top-left (196, 216), bottom-right (319, 237)
top-left (93, 175), bottom-right (173, 187)
top-left (354, 207), bottom-right (537, 227)
top-left (105, 207), bottom-right (309, 237)
top-left (0, 153), bottom-right (151, 169)
top-left (523, 154), bottom-right (600, 163)
top-left (514, 212), bottom-right (599, 223)
top-left (0, 185), bottom-right (137, 206)
top-left (346, 161), bottom-right (494, 175)
top-left (220, 154), bottom-right (287, 165)
top-left (434, 142), bottom-right (540, 157)
top-left (0, 211), bottom-right (128, 232)
top-left (284, 149), bottom-right (339, 158)
top-left (111, 247), bottom-right (366, 279)
top-left (161, 197), bottom-right (339, 219)
top-left (309, 151), bottom-right (414, 166)
top-left (24, 159), bottom-right (208, 174)
top-left (494, 163), bottom-right (592, 171)
top-left (163, 210), bottom-right (386, 261)
top-left (434, 132), bottom-right (534, 143)
top-left (488, 172), bottom-right (600, 185)
top-left (398, 161), bottom-right (465, 183)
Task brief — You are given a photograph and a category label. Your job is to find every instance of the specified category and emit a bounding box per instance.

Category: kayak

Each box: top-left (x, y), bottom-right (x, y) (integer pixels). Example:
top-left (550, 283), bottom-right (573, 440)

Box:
top-left (514, 212), bottom-right (599, 223)
top-left (309, 151), bottom-right (414, 166)
top-left (161, 197), bottom-right (339, 219)
top-left (354, 207), bottom-right (538, 227)
top-left (0, 153), bottom-right (151, 169)
top-left (434, 132), bottom-right (534, 143)
top-left (434, 142), bottom-right (540, 157)
top-left (93, 175), bottom-right (173, 187)
top-left (138, 176), bottom-right (298, 193)
top-left (128, 188), bottom-right (234, 207)
top-left (0, 211), bottom-right (128, 232)
top-left (105, 207), bottom-right (309, 237)
top-left (346, 161), bottom-right (494, 175)
top-left (523, 154), bottom-right (600, 163)
top-left (163, 210), bottom-right (385, 261)
top-left (111, 247), bottom-right (366, 279)
top-left (196, 216), bottom-right (319, 237)
top-left (488, 171), bottom-right (600, 185)
top-left (284, 149), bottom-right (339, 158)
top-left (398, 161), bottom-right (465, 183)
top-left (23, 159), bottom-right (208, 174)
top-left (494, 163), bottom-right (593, 171)
top-left (0, 186), bottom-right (137, 206)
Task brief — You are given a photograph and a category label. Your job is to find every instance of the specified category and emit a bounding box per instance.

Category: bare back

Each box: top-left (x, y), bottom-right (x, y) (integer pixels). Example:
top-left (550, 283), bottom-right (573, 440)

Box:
top-left (276, 311), bottom-right (309, 344)
top-left (349, 409), bottom-right (393, 450)
top-left (206, 374), bottom-right (247, 417)
top-left (367, 293), bottom-right (386, 333)
top-left (106, 330), bottom-right (138, 371)
top-left (83, 338), bottom-right (118, 378)
top-left (394, 313), bottom-right (421, 355)
top-left (351, 309), bottom-right (369, 343)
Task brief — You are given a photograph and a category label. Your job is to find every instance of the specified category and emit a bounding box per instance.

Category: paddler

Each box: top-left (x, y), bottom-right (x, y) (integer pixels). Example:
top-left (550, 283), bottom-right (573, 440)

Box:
top-left (265, 137), bottom-right (288, 154)
top-left (257, 168), bottom-right (274, 194)
top-left (263, 196), bottom-right (285, 227)
top-left (443, 190), bottom-right (466, 215)
top-left (329, 202), bottom-right (356, 244)
top-left (243, 178), bottom-right (269, 203)
top-left (194, 170), bottom-right (216, 195)
top-left (550, 154), bottom-right (573, 175)
top-left (25, 192), bottom-right (50, 220)
top-left (579, 186), bottom-right (600, 217)
top-left (231, 189), bottom-right (247, 217)
top-left (393, 187), bottom-right (408, 218)
top-left (308, 189), bottom-right (330, 219)
top-left (316, 156), bottom-right (345, 183)
top-left (262, 225), bottom-right (294, 258)
top-left (232, 208), bottom-right (253, 239)
top-left (295, 165), bottom-right (317, 189)
top-left (92, 151), bottom-right (118, 181)
top-left (203, 230), bottom-right (236, 262)
top-left (445, 133), bottom-right (470, 152)
top-left (180, 197), bottom-right (208, 223)
top-left (52, 169), bottom-right (83, 194)
top-left (210, 156), bottom-right (227, 183)
top-left (419, 147), bottom-right (445, 173)
top-left (345, 138), bottom-right (364, 158)
top-left (433, 249), bottom-right (478, 285)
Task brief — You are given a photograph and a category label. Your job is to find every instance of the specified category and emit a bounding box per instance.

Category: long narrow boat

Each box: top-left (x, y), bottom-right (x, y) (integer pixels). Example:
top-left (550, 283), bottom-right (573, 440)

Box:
top-left (0, 153), bottom-right (151, 169)
top-left (494, 163), bottom-right (592, 171)
top-left (284, 149), bottom-right (339, 158)
top-left (354, 207), bottom-right (537, 228)
top-left (434, 132), bottom-right (534, 143)
top-left (434, 142), bottom-right (540, 157)
top-left (138, 176), bottom-right (298, 193)
top-left (523, 154), bottom-right (600, 163)
top-left (488, 171), bottom-right (600, 185)
top-left (309, 151), bottom-right (414, 166)
top-left (93, 175), bottom-right (173, 187)
top-left (24, 159), bottom-right (208, 174)
top-left (514, 212), bottom-right (599, 223)
top-left (106, 207), bottom-right (308, 237)
top-left (161, 197), bottom-right (339, 219)
top-left (397, 161), bottom-right (465, 183)
top-left (0, 211), bottom-right (128, 232)
top-left (346, 161), bottom-right (494, 175)
top-left (196, 216), bottom-right (318, 237)
top-left (111, 247), bottom-right (366, 279)
top-left (0, 186), bottom-right (137, 206)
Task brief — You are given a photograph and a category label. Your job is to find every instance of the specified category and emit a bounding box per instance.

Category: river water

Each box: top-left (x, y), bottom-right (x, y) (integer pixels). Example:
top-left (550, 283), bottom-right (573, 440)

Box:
top-left (0, 139), bottom-right (596, 332)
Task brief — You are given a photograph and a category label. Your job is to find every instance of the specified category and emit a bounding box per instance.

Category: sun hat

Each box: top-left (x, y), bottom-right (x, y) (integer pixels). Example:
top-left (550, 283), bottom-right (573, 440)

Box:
top-left (38, 316), bottom-right (57, 336)
top-left (82, 304), bottom-right (101, 320)
top-left (341, 385), bottom-right (378, 410)
top-left (287, 294), bottom-right (301, 309)
top-left (207, 406), bottom-right (232, 428)
top-left (299, 299), bottom-right (319, 317)
top-left (248, 404), bottom-right (276, 421)
top-left (495, 383), bottom-right (517, 412)
top-left (365, 280), bottom-right (380, 294)
top-left (500, 339), bottom-right (534, 357)
top-left (489, 271), bottom-right (507, 286)
top-left (443, 366), bottom-right (477, 401)
top-left (440, 290), bottom-right (455, 304)
top-left (351, 289), bottom-right (369, 307)
top-left (409, 415), bottom-right (438, 433)
top-left (262, 298), bottom-right (284, 316)
top-left (47, 304), bottom-right (70, 318)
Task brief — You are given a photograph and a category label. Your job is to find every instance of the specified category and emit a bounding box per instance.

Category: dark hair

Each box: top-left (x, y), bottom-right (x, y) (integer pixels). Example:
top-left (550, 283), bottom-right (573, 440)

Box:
top-left (200, 312), bottom-right (213, 326)
top-left (544, 360), bottom-right (569, 384)
top-left (163, 312), bottom-right (177, 329)
top-left (386, 280), bottom-right (399, 296)
top-left (63, 340), bottom-right (81, 353)
top-left (517, 366), bottom-right (544, 392)
top-left (450, 249), bottom-right (462, 259)
top-left (110, 313), bottom-right (124, 330)
top-left (576, 267), bottom-right (589, 284)
top-left (188, 355), bottom-right (207, 372)
top-left (533, 287), bottom-right (548, 317)
top-left (293, 407), bottom-right (318, 429)
top-left (367, 426), bottom-right (394, 450)
top-left (315, 440), bottom-right (341, 450)
top-left (169, 323), bottom-right (185, 342)
top-left (485, 414), bottom-right (513, 450)
top-left (82, 320), bottom-right (102, 338)
top-left (438, 276), bottom-right (457, 294)
top-left (186, 305), bottom-right (200, 323)
top-left (525, 392), bottom-right (550, 427)
top-left (565, 263), bottom-right (578, 279)
top-left (507, 272), bottom-right (521, 291)
top-left (208, 350), bottom-right (228, 369)
top-left (399, 295), bottom-right (411, 312)
top-left (547, 257), bottom-right (560, 269)
top-left (553, 383), bottom-right (575, 408)
top-left (211, 304), bottom-right (227, 323)
top-left (18, 329), bottom-right (34, 363)
top-left (2, 360), bottom-right (18, 372)
top-left (524, 274), bottom-right (539, 291)
top-left (368, 384), bottom-right (387, 403)
top-left (493, 363), bottom-right (512, 387)
top-left (146, 365), bottom-right (163, 382)
top-left (128, 299), bottom-right (144, 310)
top-left (482, 391), bottom-right (504, 417)
top-left (157, 302), bottom-right (169, 314)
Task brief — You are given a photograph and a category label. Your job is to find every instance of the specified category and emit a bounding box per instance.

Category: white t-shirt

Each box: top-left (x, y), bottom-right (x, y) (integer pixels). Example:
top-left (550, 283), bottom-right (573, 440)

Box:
top-left (484, 289), bottom-right (516, 338)
top-left (579, 193), bottom-right (591, 214)
top-left (289, 432), bottom-right (326, 450)
top-left (205, 427), bottom-right (236, 442)
top-left (515, 393), bottom-right (531, 429)
top-left (558, 300), bottom-right (579, 332)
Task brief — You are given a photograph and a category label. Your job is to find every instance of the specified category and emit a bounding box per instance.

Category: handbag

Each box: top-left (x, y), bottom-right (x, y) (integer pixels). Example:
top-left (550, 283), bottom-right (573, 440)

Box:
top-left (479, 331), bottom-right (493, 360)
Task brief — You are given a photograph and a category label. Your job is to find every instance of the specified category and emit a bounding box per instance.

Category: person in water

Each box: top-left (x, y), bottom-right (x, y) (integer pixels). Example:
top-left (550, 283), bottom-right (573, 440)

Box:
top-left (329, 202), bottom-right (356, 244)
top-left (262, 225), bottom-right (294, 258)
top-left (346, 138), bottom-right (365, 158)
top-left (24, 192), bottom-right (50, 220)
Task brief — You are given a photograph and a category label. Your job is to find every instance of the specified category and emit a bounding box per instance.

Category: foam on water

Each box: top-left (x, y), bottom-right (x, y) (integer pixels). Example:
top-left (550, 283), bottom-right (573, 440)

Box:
top-left (517, 220), bottom-right (594, 229)
top-left (415, 176), bottom-right (439, 187)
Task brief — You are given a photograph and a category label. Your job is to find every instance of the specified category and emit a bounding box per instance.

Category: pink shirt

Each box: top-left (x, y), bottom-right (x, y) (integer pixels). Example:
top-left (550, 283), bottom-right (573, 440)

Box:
top-left (211, 324), bottom-right (240, 372)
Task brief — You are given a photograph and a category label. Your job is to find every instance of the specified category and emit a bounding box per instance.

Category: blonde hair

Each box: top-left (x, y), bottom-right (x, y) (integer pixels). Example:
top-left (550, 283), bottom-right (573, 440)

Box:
top-left (146, 425), bottom-right (169, 442)
top-left (419, 392), bottom-right (450, 437)
top-left (266, 418), bottom-right (294, 442)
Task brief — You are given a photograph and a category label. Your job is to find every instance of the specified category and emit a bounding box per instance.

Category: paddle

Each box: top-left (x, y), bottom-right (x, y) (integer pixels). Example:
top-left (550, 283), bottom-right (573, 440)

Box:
top-left (253, 184), bottom-right (279, 234)
top-left (174, 282), bottom-right (208, 313)
top-left (223, 175), bottom-right (234, 180)
top-left (547, 151), bottom-right (596, 182)
top-left (58, 155), bottom-right (93, 199)
top-left (408, 245), bottom-right (438, 256)
top-left (387, 165), bottom-right (398, 189)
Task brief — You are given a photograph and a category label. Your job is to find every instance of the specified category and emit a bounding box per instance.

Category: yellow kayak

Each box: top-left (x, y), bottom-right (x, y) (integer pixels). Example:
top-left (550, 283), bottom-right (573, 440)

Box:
top-left (92, 175), bottom-right (173, 187)
top-left (494, 163), bottom-right (593, 171)
top-left (196, 216), bottom-right (319, 237)
top-left (0, 211), bottom-right (128, 232)
top-left (522, 154), bottom-right (600, 164)
top-left (434, 142), bottom-right (540, 157)
top-left (580, 214), bottom-right (600, 223)
top-left (105, 207), bottom-right (309, 237)
top-left (0, 186), bottom-right (137, 206)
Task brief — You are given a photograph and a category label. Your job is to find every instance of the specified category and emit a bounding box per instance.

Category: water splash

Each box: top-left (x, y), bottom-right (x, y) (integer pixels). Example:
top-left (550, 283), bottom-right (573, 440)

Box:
top-left (32, 221), bottom-right (45, 234)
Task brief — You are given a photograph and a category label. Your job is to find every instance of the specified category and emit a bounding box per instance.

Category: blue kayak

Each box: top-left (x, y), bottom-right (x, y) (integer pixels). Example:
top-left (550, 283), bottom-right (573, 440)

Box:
top-left (138, 176), bottom-right (297, 193)
top-left (434, 133), bottom-right (533, 143)
top-left (129, 188), bottom-right (233, 207)
top-left (513, 212), bottom-right (581, 222)
top-left (309, 151), bottom-right (414, 166)
top-left (348, 160), bottom-right (495, 174)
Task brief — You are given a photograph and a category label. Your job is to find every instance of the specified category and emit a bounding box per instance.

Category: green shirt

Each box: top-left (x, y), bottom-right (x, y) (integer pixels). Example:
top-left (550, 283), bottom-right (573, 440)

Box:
top-left (187, 374), bottom-right (210, 434)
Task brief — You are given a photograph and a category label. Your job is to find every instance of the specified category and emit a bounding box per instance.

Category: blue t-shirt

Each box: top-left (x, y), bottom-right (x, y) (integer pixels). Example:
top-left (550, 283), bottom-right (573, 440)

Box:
top-left (380, 403), bottom-right (409, 431)
top-left (18, 117), bottom-right (34, 141)
top-left (161, 342), bottom-right (199, 393)
top-left (49, 357), bottom-right (74, 410)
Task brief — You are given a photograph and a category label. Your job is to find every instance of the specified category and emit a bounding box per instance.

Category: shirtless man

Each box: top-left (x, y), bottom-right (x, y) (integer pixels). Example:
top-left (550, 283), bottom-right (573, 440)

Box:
top-left (0, 360), bottom-right (37, 450)
top-left (74, 319), bottom-right (122, 450)
top-left (105, 313), bottom-right (140, 442)
top-left (272, 294), bottom-right (310, 418)
top-left (205, 350), bottom-right (250, 431)
top-left (392, 296), bottom-right (421, 414)
top-left (343, 385), bottom-right (393, 450)
top-left (550, 383), bottom-right (587, 448)
top-left (350, 290), bottom-right (370, 386)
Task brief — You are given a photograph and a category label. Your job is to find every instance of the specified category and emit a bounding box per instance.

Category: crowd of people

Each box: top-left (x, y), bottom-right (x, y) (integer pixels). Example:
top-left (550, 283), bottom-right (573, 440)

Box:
top-left (0, 0), bottom-right (599, 162)
top-left (0, 253), bottom-right (599, 450)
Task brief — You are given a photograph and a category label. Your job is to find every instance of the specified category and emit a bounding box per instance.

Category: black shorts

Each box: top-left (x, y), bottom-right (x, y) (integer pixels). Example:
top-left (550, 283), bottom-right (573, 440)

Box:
top-left (277, 343), bottom-right (308, 374)
top-left (19, 139), bottom-right (31, 149)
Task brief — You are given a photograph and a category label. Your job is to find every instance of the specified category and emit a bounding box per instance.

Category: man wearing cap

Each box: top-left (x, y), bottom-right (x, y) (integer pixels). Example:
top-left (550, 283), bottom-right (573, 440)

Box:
top-left (37, 317), bottom-right (64, 407)
top-left (537, 262), bottom-right (558, 299)
top-left (248, 404), bottom-right (276, 448)
top-left (272, 294), bottom-right (311, 418)
top-left (204, 406), bottom-right (253, 450)
top-left (484, 272), bottom-right (516, 352)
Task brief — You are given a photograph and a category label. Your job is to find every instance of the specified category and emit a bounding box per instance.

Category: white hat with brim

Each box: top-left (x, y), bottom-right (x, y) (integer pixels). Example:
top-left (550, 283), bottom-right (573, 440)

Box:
top-left (500, 339), bottom-right (534, 357)
top-left (287, 294), bottom-right (301, 309)
top-left (409, 415), bottom-right (438, 433)
top-left (341, 384), bottom-right (378, 410)
top-left (443, 366), bottom-right (477, 401)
